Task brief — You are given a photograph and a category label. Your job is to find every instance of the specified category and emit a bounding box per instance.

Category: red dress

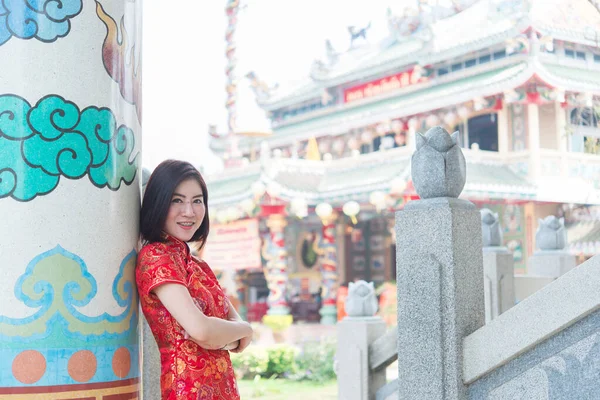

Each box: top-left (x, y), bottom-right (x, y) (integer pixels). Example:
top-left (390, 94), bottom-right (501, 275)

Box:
top-left (136, 234), bottom-right (240, 400)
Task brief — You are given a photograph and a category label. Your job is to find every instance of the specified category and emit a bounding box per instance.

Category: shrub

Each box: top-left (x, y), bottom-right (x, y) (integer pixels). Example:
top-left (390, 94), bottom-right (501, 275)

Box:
top-left (265, 344), bottom-right (297, 378)
top-left (230, 347), bottom-right (269, 379)
top-left (289, 338), bottom-right (337, 383)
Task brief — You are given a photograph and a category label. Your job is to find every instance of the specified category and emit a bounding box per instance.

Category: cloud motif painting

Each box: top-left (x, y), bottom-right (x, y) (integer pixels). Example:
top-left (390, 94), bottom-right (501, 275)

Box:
top-left (0, 0), bottom-right (83, 46)
top-left (0, 94), bottom-right (138, 201)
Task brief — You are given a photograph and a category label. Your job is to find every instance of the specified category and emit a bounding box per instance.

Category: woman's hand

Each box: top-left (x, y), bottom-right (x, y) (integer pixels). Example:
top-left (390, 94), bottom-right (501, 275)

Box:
top-left (229, 335), bottom-right (251, 353)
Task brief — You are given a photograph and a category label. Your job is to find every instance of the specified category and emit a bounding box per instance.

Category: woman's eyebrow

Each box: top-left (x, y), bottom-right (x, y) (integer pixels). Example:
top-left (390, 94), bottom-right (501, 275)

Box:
top-left (172, 193), bottom-right (204, 199)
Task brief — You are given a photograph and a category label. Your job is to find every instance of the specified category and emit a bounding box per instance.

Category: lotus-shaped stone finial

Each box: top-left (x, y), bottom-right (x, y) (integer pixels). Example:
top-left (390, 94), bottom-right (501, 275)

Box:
top-left (536, 216), bottom-right (567, 250)
top-left (481, 208), bottom-right (503, 246)
top-left (411, 126), bottom-right (466, 199)
top-left (344, 280), bottom-right (378, 317)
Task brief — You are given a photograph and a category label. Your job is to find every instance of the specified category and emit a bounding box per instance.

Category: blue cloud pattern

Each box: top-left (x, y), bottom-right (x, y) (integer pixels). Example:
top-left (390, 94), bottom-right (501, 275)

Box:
top-left (0, 94), bottom-right (138, 201)
top-left (0, 0), bottom-right (82, 46)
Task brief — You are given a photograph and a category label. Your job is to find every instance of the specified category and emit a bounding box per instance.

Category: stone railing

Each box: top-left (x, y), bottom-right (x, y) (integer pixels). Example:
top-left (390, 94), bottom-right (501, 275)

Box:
top-left (335, 127), bottom-right (600, 399)
top-left (335, 281), bottom-right (398, 400)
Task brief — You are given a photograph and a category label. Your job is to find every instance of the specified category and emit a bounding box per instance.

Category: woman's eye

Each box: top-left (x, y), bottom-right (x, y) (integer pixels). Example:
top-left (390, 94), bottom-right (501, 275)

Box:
top-left (171, 198), bottom-right (182, 203)
top-left (194, 199), bottom-right (204, 204)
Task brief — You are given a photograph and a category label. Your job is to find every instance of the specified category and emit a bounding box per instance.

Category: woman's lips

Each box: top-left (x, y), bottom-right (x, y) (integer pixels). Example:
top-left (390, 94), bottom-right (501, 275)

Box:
top-left (177, 222), bottom-right (195, 230)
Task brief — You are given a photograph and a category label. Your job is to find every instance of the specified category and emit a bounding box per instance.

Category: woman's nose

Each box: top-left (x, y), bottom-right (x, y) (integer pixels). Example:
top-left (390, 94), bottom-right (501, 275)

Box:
top-left (181, 202), bottom-right (195, 216)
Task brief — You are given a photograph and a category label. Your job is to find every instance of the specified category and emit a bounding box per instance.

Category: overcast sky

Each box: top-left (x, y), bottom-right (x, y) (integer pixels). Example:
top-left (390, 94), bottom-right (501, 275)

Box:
top-left (142, 0), bottom-right (439, 173)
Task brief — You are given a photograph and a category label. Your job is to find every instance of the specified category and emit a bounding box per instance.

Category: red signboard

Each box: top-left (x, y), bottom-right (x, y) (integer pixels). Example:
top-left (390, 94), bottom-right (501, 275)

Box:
top-left (343, 69), bottom-right (428, 104)
top-left (202, 219), bottom-right (262, 271)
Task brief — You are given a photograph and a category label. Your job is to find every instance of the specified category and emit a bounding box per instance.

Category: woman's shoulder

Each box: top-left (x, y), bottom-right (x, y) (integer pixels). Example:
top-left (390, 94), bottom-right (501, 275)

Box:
top-left (138, 241), bottom-right (179, 263)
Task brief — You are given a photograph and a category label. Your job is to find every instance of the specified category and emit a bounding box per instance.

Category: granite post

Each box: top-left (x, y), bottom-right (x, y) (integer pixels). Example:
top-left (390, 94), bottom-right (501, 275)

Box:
top-left (336, 281), bottom-right (386, 400)
top-left (396, 127), bottom-right (485, 399)
top-left (480, 208), bottom-right (515, 323)
top-left (529, 215), bottom-right (576, 278)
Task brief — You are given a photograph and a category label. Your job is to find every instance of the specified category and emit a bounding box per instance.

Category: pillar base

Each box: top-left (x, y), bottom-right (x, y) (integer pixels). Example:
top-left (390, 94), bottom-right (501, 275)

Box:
top-left (319, 305), bottom-right (338, 325)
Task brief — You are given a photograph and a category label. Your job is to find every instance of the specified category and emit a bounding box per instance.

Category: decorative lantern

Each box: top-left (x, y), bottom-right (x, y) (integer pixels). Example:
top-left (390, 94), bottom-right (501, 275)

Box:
top-left (369, 191), bottom-right (387, 212)
top-left (408, 117), bottom-right (419, 130)
top-left (348, 137), bottom-right (359, 150)
top-left (315, 202), bottom-right (333, 223)
top-left (266, 182), bottom-right (282, 198)
top-left (290, 197), bottom-right (308, 218)
top-left (390, 177), bottom-right (407, 195)
top-left (240, 198), bottom-right (255, 215)
top-left (553, 89), bottom-right (565, 103)
top-left (360, 130), bottom-right (373, 144)
top-left (251, 181), bottom-right (266, 198)
top-left (425, 114), bottom-right (439, 127)
top-left (457, 106), bottom-right (470, 120)
top-left (443, 111), bottom-right (457, 127)
top-left (342, 201), bottom-right (360, 224)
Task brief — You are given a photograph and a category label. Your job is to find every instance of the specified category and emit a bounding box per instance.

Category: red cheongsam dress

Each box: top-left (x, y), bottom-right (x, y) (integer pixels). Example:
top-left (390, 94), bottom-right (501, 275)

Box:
top-left (136, 234), bottom-right (240, 400)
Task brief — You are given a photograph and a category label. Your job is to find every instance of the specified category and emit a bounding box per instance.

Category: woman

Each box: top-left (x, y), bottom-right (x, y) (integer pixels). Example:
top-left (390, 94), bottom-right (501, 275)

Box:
top-left (137, 160), bottom-right (252, 399)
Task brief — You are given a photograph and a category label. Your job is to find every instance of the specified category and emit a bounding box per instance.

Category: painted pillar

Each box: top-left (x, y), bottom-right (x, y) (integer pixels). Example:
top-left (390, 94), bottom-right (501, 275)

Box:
top-left (497, 104), bottom-right (509, 154)
top-left (0, 1), bottom-right (142, 398)
top-left (527, 103), bottom-right (541, 182)
top-left (234, 270), bottom-right (248, 320)
top-left (318, 220), bottom-right (339, 325)
top-left (555, 101), bottom-right (569, 179)
top-left (262, 214), bottom-right (290, 315)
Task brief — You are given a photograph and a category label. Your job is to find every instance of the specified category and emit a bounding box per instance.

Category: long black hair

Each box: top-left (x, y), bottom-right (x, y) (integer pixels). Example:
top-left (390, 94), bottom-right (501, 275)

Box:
top-left (140, 160), bottom-right (210, 248)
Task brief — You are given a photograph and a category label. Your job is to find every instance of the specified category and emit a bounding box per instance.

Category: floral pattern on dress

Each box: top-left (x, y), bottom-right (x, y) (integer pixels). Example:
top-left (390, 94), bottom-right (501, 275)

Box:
top-left (136, 234), bottom-right (240, 400)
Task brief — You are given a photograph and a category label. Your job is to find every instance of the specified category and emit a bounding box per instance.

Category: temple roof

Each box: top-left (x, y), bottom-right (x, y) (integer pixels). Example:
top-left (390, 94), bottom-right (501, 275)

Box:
top-left (206, 146), bottom-right (536, 208)
top-left (257, 0), bottom-right (600, 110)
top-left (210, 57), bottom-right (600, 154)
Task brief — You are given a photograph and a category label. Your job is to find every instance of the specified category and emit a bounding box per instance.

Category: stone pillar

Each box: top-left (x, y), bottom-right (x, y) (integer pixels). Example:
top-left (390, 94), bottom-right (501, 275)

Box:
top-left (0, 1), bottom-right (142, 398)
top-left (483, 248), bottom-right (515, 323)
top-left (480, 208), bottom-right (515, 323)
top-left (263, 214), bottom-right (290, 315)
top-left (529, 216), bottom-right (576, 278)
top-left (527, 103), bottom-right (541, 182)
top-left (396, 127), bottom-right (485, 400)
top-left (336, 281), bottom-right (386, 400)
top-left (319, 220), bottom-right (339, 325)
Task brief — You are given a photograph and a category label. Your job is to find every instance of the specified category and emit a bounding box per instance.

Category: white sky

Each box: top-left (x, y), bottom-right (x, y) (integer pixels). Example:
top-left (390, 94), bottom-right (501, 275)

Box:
top-left (142, 0), bottom-right (435, 174)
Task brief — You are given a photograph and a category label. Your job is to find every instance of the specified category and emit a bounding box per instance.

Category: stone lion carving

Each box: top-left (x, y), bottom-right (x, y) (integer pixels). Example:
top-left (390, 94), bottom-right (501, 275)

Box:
top-left (481, 208), bottom-right (503, 247)
top-left (411, 126), bottom-right (466, 199)
top-left (345, 281), bottom-right (378, 317)
top-left (536, 216), bottom-right (567, 250)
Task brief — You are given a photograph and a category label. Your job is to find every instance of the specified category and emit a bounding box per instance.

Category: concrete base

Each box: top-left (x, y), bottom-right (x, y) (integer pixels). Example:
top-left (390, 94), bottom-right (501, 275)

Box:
top-left (336, 317), bottom-right (386, 400)
top-left (482, 247), bottom-right (515, 323)
top-left (528, 251), bottom-right (576, 278)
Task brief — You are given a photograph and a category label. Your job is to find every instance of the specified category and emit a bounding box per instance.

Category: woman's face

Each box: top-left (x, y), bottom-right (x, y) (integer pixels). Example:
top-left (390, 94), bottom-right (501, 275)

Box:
top-left (163, 178), bottom-right (205, 242)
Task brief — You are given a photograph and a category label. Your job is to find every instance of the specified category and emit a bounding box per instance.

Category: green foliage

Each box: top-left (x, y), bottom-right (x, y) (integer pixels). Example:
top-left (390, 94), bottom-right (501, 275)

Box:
top-left (290, 338), bottom-right (337, 383)
top-left (232, 339), bottom-right (337, 383)
top-left (265, 344), bottom-right (298, 378)
top-left (231, 347), bottom-right (269, 379)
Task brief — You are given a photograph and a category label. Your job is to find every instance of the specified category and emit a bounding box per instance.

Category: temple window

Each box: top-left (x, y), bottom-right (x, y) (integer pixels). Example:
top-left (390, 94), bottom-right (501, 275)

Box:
top-left (492, 50), bottom-right (506, 60)
top-left (594, 54), bottom-right (600, 63)
top-left (571, 107), bottom-right (599, 127)
top-left (454, 113), bottom-right (499, 152)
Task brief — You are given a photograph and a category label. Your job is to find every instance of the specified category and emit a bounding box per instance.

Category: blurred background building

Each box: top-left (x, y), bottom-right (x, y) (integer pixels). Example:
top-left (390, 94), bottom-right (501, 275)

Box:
top-left (202, 0), bottom-right (600, 324)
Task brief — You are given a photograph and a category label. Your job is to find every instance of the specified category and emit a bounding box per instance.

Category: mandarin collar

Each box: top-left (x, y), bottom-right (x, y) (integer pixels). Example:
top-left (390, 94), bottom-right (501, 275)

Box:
top-left (162, 232), bottom-right (191, 257)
